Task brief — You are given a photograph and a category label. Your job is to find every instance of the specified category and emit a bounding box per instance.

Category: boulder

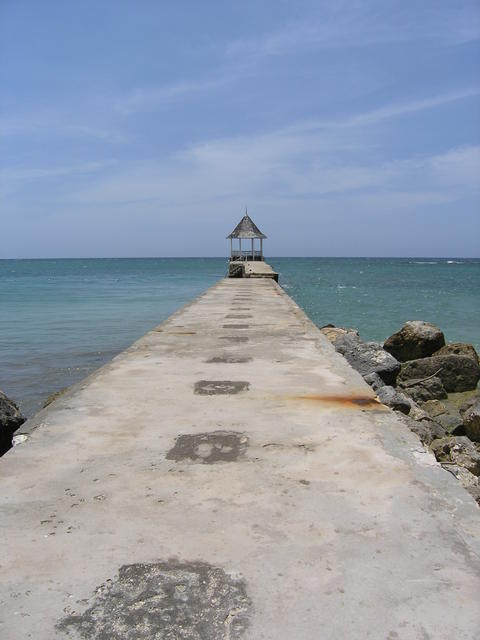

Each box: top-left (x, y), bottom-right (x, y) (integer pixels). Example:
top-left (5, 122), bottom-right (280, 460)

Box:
top-left (398, 376), bottom-right (447, 402)
top-left (376, 386), bottom-right (411, 414)
top-left (435, 413), bottom-right (465, 436)
top-left (332, 333), bottom-right (400, 386)
top-left (419, 399), bottom-right (463, 433)
top-left (441, 464), bottom-right (480, 506)
top-left (363, 372), bottom-right (386, 391)
top-left (434, 343), bottom-right (479, 366)
top-left (0, 390), bottom-right (25, 456)
top-left (459, 394), bottom-right (480, 418)
top-left (462, 400), bottom-right (480, 442)
top-left (421, 399), bottom-right (447, 418)
top-left (383, 321), bottom-right (445, 362)
top-left (397, 354), bottom-right (480, 393)
top-left (320, 326), bottom-right (359, 345)
top-left (430, 436), bottom-right (480, 476)
top-left (397, 414), bottom-right (446, 446)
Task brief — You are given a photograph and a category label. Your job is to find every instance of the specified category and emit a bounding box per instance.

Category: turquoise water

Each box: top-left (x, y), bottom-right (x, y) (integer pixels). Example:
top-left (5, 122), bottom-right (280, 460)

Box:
top-left (0, 257), bottom-right (479, 416)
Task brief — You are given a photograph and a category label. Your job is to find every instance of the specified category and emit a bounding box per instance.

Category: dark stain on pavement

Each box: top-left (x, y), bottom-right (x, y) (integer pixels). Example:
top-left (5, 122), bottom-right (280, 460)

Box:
top-left (206, 355), bottom-right (253, 363)
top-left (56, 560), bottom-right (251, 639)
top-left (194, 380), bottom-right (250, 395)
top-left (222, 325), bottom-right (250, 329)
top-left (167, 431), bottom-right (249, 464)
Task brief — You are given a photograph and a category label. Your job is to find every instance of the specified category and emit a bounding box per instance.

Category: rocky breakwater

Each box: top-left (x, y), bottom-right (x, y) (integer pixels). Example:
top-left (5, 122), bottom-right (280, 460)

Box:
top-left (0, 390), bottom-right (25, 456)
top-left (321, 321), bottom-right (480, 505)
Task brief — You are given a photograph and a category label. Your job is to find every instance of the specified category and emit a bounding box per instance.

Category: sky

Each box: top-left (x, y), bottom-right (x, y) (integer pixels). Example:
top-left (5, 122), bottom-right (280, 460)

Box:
top-left (1, 0), bottom-right (479, 258)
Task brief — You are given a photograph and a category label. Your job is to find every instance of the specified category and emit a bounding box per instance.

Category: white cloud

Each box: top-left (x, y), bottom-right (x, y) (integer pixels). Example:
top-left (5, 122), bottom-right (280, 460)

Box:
top-left (115, 77), bottom-right (228, 115)
top-left (0, 115), bottom-right (125, 142)
top-left (429, 145), bottom-right (480, 186)
top-left (226, 7), bottom-right (480, 60)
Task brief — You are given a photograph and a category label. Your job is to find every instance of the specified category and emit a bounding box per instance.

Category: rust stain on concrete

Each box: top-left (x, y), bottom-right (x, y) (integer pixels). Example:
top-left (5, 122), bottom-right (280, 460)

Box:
top-left (288, 394), bottom-right (386, 410)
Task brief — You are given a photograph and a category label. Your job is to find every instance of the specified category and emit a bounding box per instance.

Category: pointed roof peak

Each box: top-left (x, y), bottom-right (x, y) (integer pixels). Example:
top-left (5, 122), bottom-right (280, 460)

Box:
top-left (227, 211), bottom-right (267, 239)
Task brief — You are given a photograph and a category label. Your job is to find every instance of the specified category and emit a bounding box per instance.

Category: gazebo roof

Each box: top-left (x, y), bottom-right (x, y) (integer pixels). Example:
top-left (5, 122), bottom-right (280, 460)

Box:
top-left (227, 213), bottom-right (267, 239)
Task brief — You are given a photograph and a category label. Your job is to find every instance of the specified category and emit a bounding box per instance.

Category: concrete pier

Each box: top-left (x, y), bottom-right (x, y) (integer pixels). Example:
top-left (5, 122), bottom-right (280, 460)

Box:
top-left (228, 259), bottom-right (278, 280)
top-left (1, 278), bottom-right (480, 639)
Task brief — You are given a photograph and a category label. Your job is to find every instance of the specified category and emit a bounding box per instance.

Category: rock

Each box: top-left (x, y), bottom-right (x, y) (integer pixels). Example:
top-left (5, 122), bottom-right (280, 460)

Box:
top-left (421, 399), bottom-right (447, 418)
top-left (363, 372), bottom-right (386, 391)
top-left (430, 436), bottom-right (480, 476)
top-left (435, 413), bottom-right (465, 436)
top-left (376, 386), bottom-right (411, 414)
top-left (459, 394), bottom-right (480, 418)
top-left (441, 464), bottom-right (480, 505)
top-left (0, 390), bottom-right (25, 456)
top-left (332, 333), bottom-right (400, 386)
top-left (434, 343), bottom-right (479, 366)
top-left (320, 326), bottom-right (359, 345)
top-left (407, 403), bottom-right (431, 422)
top-left (383, 321), bottom-right (445, 362)
top-left (397, 414), bottom-right (446, 446)
top-left (399, 376), bottom-right (447, 402)
top-left (420, 399), bottom-right (464, 434)
top-left (397, 355), bottom-right (480, 393)
top-left (462, 400), bottom-right (480, 442)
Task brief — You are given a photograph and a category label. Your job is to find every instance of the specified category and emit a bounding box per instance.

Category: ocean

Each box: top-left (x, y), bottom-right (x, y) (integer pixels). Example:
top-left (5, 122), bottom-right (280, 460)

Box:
top-left (0, 257), bottom-right (478, 417)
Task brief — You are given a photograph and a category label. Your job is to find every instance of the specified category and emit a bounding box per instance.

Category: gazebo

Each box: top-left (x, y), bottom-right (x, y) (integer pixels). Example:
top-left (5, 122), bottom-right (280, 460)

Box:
top-left (227, 210), bottom-right (267, 262)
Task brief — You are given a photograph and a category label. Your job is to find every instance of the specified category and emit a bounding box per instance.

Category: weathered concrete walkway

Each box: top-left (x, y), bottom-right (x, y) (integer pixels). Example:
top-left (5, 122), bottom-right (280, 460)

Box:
top-left (1, 279), bottom-right (480, 639)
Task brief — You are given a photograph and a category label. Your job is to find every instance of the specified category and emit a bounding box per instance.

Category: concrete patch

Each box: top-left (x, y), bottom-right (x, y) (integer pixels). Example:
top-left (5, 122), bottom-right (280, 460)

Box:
top-left (206, 355), bottom-right (253, 363)
top-left (219, 336), bottom-right (249, 343)
top-left (56, 560), bottom-right (250, 639)
top-left (225, 315), bottom-right (253, 319)
top-left (194, 380), bottom-right (250, 395)
top-left (166, 431), bottom-right (249, 464)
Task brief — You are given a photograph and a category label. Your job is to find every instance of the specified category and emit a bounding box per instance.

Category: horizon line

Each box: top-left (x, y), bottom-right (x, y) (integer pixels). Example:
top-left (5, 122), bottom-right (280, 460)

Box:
top-left (1, 255), bottom-right (479, 261)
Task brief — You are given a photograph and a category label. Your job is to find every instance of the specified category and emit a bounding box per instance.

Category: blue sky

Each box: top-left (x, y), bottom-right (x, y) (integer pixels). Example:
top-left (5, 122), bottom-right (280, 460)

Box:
top-left (1, 0), bottom-right (479, 258)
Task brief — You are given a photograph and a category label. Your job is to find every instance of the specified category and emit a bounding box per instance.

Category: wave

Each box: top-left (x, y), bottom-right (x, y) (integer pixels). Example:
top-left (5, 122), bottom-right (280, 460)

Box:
top-left (410, 261), bottom-right (438, 264)
top-left (447, 260), bottom-right (464, 264)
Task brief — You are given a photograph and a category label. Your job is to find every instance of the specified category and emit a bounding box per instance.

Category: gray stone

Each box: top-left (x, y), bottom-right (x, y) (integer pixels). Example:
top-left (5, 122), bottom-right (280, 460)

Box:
top-left (421, 399), bottom-right (447, 418)
top-left (0, 390), bottom-right (25, 456)
top-left (430, 436), bottom-right (480, 476)
top-left (376, 386), bottom-right (411, 414)
top-left (398, 376), bottom-right (447, 402)
top-left (440, 464), bottom-right (480, 506)
top-left (397, 414), bottom-right (446, 446)
top-left (383, 321), bottom-right (445, 361)
top-left (332, 333), bottom-right (400, 385)
top-left (397, 355), bottom-right (480, 393)
top-left (319, 326), bottom-right (359, 345)
top-left (463, 400), bottom-right (480, 442)
top-left (362, 372), bottom-right (385, 391)
top-left (434, 343), bottom-right (479, 366)
top-left (435, 412), bottom-right (465, 436)
top-left (459, 394), bottom-right (480, 418)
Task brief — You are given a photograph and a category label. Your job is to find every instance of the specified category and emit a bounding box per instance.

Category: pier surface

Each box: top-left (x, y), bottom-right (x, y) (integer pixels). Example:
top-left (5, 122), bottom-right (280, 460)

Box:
top-left (228, 259), bottom-right (278, 280)
top-left (2, 279), bottom-right (480, 639)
